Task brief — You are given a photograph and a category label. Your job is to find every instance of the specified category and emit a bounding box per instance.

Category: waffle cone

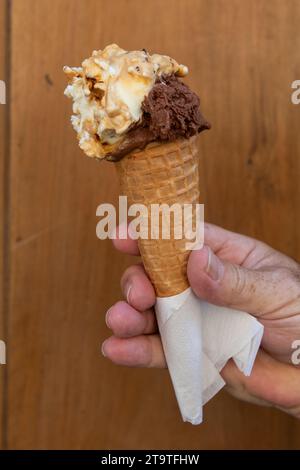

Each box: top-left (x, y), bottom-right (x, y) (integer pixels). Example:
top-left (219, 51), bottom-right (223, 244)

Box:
top-left (116, 136), bottom-right (200, 297)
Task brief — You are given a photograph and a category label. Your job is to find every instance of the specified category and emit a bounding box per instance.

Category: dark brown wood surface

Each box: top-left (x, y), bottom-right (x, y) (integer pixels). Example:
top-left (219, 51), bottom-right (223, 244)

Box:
top-left (0, 0), bottom-right (300, 448)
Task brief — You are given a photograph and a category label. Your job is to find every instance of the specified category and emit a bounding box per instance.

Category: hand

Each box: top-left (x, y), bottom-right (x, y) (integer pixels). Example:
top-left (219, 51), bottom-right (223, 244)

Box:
top-left (102, 223), bottom-right (300, 419)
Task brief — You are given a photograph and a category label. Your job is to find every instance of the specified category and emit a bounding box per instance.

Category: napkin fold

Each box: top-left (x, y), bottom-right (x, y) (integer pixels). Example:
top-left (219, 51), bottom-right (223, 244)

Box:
top-left (155, 287), bottom-right (264, 425)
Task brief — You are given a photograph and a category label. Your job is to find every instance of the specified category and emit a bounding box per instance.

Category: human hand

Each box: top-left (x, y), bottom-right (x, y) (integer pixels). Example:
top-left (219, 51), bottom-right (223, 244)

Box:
top-left (102, 223), bottom-right (300, 418)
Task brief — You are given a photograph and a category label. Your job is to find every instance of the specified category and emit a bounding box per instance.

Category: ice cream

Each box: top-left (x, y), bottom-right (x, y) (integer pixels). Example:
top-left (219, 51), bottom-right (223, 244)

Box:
top-left (106, 74), bottom-right (210, 161)
top-left (64, 44), bottom-right (210, 160)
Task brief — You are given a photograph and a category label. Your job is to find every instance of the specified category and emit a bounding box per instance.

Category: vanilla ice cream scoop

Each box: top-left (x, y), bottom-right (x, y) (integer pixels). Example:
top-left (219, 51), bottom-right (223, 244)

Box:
top-left (64, 44), bottom-right (188, 159)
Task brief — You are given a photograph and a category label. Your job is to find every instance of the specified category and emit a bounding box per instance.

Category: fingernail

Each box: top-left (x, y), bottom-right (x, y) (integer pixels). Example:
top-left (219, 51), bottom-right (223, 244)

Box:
top-left (101, 340), bottom-right (107, 357)
top-left (105, 308), bottom-right (112, 328)
top-left (125, 284), bottom-right (132, 304)
top-left (206, 247), bottom-right (223, 281)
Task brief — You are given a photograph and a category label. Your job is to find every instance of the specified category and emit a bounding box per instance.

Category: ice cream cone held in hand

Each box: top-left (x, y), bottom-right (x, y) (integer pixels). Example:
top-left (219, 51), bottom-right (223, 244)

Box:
top-left (63, 45), bottom-right (265, 426)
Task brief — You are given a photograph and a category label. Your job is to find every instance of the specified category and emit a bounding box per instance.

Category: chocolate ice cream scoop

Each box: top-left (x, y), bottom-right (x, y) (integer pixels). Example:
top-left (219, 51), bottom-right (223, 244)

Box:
top-left (106, 74), bottom-right (210, 161)
top-left (142, 74), bottom-right (210, 141)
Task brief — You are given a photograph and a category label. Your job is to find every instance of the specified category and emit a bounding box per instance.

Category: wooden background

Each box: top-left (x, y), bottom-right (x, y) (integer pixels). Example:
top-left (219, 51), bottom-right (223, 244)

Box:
top-left (0, 0), bottom-right (299, 449)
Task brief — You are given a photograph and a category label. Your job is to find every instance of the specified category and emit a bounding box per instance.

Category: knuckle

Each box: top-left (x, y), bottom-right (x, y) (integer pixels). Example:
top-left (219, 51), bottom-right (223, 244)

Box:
top-left (281, 268), bottom-right (300, 302)
top-left (276, 267), bottom-right (300, 291)
top-left (113, 300), bottom-right (126, 310)
top-left (121, 263), bottom-right (144, 283)
top-left (120, 265), bottom-right (138, 288)
top-left (231, 264), bottom-right (248, 296)
top-left (291, 266), bottom-right (300, 284)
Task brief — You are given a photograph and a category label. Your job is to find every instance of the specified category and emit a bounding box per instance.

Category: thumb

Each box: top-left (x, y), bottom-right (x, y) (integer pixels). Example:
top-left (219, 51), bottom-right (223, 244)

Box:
top-left (187, 245), bottom-right (291, 316)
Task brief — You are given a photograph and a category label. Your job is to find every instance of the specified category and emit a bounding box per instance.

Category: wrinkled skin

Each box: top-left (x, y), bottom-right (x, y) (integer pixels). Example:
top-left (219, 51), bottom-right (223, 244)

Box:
top-left (102, 223), bottom-right (300, 419)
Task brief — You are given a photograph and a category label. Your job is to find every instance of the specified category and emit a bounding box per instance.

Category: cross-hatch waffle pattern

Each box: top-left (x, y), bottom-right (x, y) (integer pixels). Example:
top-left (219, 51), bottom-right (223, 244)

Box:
top-left (116, 136), bottom-right (200, 297)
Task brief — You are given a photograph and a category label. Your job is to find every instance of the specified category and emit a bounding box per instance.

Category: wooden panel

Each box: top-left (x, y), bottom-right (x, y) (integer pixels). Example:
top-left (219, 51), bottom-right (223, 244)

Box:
top-left (7, 0), bottom-right (300, 449)
top-left (0, 0), bottom-right (7, 450)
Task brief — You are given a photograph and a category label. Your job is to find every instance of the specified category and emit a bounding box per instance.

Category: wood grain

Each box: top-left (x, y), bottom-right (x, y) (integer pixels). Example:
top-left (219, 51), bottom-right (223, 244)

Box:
top-left (0, 0), bottom-right (7, 450)
top-left (5, 0), bottom-right (300, 449)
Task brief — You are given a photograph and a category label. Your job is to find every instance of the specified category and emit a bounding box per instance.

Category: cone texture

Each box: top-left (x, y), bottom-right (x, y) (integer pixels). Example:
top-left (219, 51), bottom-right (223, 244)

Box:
top-left (116, 136), bottom-right (200, 297)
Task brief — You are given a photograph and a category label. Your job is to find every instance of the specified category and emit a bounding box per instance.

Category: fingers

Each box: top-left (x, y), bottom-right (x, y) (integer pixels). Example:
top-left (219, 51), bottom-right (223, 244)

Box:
top-left (121, 264), bottom-right (156, 312)
top-left (187, 244), bottom-right (300, 315)
top-left (112, 224), bottom-right (140, 256)
top-left (102, 258), bottom-right (161, 367)
top-left (112, 222), bottom-right (298, 274)
top-left (204, 222), bottom-right (298, 271)
top-left (221, 350), bottom-right (300, 417)
top-left (204, 223), bottom-right (260, 267)
top-left (101, 335), bottom-right (166, 368)
top-left (103, 296), bottom-right (161, 368)
top-left (106, 301), bottom-right (157, 338)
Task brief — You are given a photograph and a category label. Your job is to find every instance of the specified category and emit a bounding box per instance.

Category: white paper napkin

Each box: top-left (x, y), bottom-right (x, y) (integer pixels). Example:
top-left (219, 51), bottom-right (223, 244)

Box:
top-left (155, 287), bottom-right (264, 425)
